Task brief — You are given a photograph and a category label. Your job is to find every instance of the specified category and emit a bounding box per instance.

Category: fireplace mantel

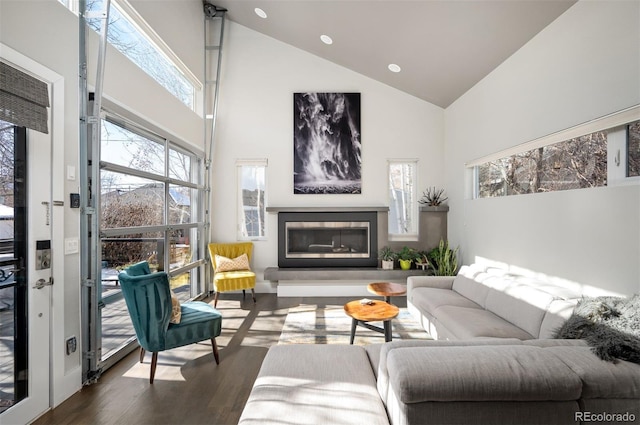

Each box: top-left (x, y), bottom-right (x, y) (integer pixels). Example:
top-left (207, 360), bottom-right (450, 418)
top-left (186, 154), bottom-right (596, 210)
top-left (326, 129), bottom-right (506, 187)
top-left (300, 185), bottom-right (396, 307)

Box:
top-left (267, 206), bottom-right (389, 213)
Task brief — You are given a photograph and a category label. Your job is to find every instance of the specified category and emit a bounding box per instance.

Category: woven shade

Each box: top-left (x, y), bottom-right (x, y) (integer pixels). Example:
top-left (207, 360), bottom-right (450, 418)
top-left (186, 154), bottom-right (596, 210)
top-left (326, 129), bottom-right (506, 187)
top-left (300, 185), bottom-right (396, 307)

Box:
top-left (0, 62), bottom-right (50, 134)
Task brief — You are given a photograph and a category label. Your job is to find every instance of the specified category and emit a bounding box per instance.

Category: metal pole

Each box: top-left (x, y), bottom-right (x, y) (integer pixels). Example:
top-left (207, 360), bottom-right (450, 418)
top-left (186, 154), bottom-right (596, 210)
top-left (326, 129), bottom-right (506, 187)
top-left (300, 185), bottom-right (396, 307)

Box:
top-left (79, 0), bottom-right (110, 384)
top-left (203, 4), bottom-right (226, 293)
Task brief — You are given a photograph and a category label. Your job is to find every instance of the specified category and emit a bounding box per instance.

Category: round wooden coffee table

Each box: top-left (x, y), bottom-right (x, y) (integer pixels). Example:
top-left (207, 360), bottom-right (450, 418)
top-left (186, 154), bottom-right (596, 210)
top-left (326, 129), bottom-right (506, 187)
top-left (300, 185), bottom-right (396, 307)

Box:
top-left (344, 299), bottom-right (399, 344)
top-left (367, 282), bottom-right (407, 303)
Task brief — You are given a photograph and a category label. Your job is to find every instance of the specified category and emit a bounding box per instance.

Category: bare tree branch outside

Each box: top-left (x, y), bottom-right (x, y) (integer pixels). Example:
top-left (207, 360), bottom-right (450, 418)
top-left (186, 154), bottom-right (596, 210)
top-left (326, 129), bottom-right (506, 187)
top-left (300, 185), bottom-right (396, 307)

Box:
top-left (478, 129), bottom-right (610, 198)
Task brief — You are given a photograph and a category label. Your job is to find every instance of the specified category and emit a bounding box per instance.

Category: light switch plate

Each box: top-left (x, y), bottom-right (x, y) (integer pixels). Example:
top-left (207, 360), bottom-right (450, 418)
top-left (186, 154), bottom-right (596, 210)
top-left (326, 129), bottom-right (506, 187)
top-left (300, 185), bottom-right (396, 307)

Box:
top-left (64, 238), bottom-right (79, 255)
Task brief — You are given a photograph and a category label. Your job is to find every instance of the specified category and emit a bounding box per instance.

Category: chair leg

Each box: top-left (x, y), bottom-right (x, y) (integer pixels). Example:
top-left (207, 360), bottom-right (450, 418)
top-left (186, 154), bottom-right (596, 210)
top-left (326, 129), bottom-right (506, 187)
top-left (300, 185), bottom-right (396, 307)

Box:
top-left (214, 291), bottom-right (220, 308)
top-left (242, 289), bottom-right (246, 299)
top-left (139, 347), bottom-right (145, 363)
top-left (211, 338), bottom-right (220, 365)
top-left (251, 288), bottom-right (256, 303)
top-left (150, 352), bottom-right (158, 384)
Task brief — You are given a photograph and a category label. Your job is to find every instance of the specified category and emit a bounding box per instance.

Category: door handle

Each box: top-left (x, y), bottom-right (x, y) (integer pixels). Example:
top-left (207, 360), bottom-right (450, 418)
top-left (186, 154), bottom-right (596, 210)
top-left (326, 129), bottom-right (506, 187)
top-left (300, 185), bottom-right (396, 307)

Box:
top-left (33, 277), bottom-right (53, 289)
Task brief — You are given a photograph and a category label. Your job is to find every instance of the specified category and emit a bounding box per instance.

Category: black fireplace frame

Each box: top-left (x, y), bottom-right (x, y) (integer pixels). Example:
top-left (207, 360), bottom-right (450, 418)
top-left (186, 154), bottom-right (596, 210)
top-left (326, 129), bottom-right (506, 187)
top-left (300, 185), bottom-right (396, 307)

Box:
top-left (277, 211), bottom-right (378, 268)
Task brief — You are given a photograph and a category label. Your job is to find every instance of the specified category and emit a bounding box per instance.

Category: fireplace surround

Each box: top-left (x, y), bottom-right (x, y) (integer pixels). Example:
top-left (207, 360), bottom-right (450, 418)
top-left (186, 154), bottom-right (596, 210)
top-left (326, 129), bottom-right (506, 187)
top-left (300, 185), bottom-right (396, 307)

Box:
top-left (277, 211), bottom-right (378, 268)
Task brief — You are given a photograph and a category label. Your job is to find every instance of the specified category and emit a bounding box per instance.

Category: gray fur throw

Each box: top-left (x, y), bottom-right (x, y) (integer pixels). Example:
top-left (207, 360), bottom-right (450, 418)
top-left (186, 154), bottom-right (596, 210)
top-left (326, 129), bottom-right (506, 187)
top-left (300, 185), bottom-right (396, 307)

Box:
top-left (554, 294), bottom-right (640, 364)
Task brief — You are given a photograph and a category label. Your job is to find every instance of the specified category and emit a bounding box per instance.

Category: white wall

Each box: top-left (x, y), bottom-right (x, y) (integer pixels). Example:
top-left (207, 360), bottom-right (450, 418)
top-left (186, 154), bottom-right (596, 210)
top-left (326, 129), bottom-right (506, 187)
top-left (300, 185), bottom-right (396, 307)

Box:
top-left (445, 0), bottom-right (640, 296)
top-left (212, 22), bottom-right (444, 292)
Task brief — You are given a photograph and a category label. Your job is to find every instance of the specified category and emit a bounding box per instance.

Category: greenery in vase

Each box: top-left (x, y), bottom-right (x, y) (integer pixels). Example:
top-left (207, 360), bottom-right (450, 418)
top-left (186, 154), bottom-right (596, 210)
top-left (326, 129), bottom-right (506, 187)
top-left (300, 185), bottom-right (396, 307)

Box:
top-left (427, 239), bottom-right (459, 276)
top-left (378, 246), bottom-right (396, 261)
top-left (416, 250), bottom-right (430, 265)
top-left (397, 246), bottom-right (420, 262)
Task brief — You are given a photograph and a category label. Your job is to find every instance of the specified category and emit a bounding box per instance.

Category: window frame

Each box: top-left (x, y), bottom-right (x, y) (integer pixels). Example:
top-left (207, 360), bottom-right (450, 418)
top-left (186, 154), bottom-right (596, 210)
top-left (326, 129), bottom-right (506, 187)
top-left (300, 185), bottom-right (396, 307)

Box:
top-left (236, 159), bottom-right (268, 241)
top-left (61, 0), bottom-right (202, 111)
top-left (99, 109), bottom-right (206, 297)
top-left (387, 159), bottom-right (419, 241)
top-left (469, 106), bottom-right (640, 198)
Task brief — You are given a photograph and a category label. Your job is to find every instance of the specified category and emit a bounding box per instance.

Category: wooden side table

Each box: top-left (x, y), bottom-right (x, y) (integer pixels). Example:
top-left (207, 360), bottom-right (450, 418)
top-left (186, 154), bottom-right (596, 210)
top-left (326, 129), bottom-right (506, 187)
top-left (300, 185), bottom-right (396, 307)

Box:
top-left (344, 299), bottom-right (399, 343)
top-left (367, 282), bottom-right (407, 303)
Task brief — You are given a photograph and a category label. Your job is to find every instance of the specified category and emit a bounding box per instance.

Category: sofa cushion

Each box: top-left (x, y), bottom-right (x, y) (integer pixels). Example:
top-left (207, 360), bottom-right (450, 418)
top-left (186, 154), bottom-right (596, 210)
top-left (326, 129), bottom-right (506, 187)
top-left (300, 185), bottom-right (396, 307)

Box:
top-left (545, 346), bottom-right (640, 399)
top-left (411, 287), bottom-right (482, 315)
top-left (364, 343), bottom-right (383, 379)
top-left (238, 344), bottom-right (389, 425)
top-left (523, 339), bottom-right (588, 348)
top-left (377, 339), bottom-right (525, 405)
top-left (435, 305), bottom-right (534, 340)
top-left (451, 269), bottom-right (491, 307)
top-left (538, 298), bottom-right (578, 339)
top-left (387, 345), bottom-right (582, 403)
top-left (484, 282), bottom-right (556, 338)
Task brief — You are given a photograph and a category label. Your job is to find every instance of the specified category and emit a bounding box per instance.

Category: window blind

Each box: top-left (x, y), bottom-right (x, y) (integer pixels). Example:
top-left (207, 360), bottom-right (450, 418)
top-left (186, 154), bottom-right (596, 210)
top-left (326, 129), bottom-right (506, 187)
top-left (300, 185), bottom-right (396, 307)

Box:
top-left (0, 61), bottom-right (50, 134)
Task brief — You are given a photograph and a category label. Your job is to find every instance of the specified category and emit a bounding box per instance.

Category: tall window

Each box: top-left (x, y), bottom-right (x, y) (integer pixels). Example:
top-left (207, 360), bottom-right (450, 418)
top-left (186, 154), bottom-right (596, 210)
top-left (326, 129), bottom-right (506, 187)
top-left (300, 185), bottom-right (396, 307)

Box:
top-left (237, 160), bottom-right (267, 240)
top-left (99, 114), bottom-right (205, 299)
top-left (388, 160), bottom-right (418, 239)
top-left (65, 0), bottom-right (199, 109)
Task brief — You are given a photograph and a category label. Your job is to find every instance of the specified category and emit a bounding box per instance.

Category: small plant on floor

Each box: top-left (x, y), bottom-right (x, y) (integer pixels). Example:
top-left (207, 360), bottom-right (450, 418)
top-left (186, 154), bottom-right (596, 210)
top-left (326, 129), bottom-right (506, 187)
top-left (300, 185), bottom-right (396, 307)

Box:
top-left (419, 187), bottom-right (448, 207)
top-left (427, 239), bottom-right (459, 276)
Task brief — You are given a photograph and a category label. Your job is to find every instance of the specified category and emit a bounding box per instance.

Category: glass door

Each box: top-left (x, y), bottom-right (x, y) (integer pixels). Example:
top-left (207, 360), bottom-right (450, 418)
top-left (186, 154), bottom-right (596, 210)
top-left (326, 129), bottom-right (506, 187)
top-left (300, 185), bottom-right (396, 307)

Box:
top-left (0, 120), bottom-right (51, 423)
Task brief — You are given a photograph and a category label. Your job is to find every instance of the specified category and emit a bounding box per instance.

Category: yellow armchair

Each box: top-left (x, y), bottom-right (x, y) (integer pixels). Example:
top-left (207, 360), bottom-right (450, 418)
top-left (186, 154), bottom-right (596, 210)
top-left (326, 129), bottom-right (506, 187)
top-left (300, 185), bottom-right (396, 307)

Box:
top-left (208, 242), bottom-right (256, 307)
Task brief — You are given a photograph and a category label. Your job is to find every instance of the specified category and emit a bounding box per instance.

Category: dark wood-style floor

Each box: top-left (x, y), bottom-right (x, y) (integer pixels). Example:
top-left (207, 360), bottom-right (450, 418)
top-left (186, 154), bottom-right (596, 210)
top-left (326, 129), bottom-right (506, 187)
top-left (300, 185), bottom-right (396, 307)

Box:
top-left (34, 293), bottom-right (406, 425)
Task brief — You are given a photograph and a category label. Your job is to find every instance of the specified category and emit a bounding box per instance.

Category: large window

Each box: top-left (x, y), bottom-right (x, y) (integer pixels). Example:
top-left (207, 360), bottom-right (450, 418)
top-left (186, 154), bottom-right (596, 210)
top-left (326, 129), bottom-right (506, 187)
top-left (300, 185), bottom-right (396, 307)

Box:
top-left (477, 131), bottom-right (607, 198)
top-left (65, 0), bottom-right (199, 109)
top-left (237, 160), bottom-right (267, 240)
top-left (388, 160), bottom-right (418, 239)
top-left (472, 109), bottom-right (640, 198)
top-left (99, 115), bottom-right (205, 300)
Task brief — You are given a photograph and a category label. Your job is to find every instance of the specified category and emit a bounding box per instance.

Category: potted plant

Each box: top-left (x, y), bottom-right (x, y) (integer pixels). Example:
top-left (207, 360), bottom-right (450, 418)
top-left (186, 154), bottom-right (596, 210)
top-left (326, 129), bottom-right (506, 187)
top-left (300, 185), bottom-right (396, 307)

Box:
top-left (415, 250), bottom-right (430, 270)
top-left (397, 246), bottom-right (419, 270)
top-left (419, 187), bottom-right (449, 208)
top-left (378, 246), bottom-right (396, 270)
top-left (427, 239), bottom-right (459, 276)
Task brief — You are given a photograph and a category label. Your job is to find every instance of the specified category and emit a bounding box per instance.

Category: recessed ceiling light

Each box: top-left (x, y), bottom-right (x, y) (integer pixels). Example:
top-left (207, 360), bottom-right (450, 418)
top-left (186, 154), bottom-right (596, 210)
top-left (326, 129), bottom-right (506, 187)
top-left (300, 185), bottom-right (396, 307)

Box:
top-left (320, 34), bottom-right (333, 45)
top-left (254, 8), bottom-right (267, 19)
top-left (388, 63), bottom-right (401, 73)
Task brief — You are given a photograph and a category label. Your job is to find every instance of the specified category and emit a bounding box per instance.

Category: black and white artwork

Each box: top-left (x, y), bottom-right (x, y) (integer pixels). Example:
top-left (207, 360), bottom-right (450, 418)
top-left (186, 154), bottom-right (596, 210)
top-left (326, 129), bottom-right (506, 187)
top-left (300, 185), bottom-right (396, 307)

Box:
top-left (293, 92), bottom-right (361, 194)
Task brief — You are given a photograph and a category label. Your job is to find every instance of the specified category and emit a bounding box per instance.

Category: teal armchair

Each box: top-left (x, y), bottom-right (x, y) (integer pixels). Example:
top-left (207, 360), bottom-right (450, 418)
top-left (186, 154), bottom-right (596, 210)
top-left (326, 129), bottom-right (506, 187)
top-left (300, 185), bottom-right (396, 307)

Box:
top-left (118, 261), bottom-right (222, 383)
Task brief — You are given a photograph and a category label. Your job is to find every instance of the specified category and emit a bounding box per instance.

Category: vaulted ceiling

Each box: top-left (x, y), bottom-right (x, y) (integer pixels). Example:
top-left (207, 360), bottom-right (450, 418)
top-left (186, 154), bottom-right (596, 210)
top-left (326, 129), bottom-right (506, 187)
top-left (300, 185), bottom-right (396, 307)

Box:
top-left (208, 0), bottom-right (577, 108)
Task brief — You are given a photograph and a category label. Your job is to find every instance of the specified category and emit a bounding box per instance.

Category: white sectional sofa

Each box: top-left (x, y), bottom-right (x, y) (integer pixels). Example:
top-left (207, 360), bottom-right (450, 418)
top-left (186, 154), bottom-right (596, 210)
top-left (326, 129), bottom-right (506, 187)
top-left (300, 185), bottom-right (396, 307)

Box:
top-left (407, 263), bottom-right (581, 340)
top-left (239, 263), bottom-right (640, 425)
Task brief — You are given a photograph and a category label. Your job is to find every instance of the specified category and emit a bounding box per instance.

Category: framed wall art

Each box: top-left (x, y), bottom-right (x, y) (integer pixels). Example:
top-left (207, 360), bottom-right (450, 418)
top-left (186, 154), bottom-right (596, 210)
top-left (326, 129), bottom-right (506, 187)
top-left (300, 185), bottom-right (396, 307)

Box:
top-left (293, 92), bottom-right (361, 194)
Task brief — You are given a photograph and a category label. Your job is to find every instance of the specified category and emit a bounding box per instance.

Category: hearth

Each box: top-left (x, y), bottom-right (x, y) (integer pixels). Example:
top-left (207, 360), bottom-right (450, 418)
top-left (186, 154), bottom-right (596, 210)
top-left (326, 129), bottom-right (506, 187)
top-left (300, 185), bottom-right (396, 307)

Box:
top-left (278, 211), bottom-right (378, 267)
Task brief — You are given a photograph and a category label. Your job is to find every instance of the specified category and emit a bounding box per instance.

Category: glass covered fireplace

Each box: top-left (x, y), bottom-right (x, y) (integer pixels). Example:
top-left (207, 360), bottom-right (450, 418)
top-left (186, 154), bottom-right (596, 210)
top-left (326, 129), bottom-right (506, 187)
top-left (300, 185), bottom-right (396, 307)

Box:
top-left (278, 211), bottom-right (378, 267)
